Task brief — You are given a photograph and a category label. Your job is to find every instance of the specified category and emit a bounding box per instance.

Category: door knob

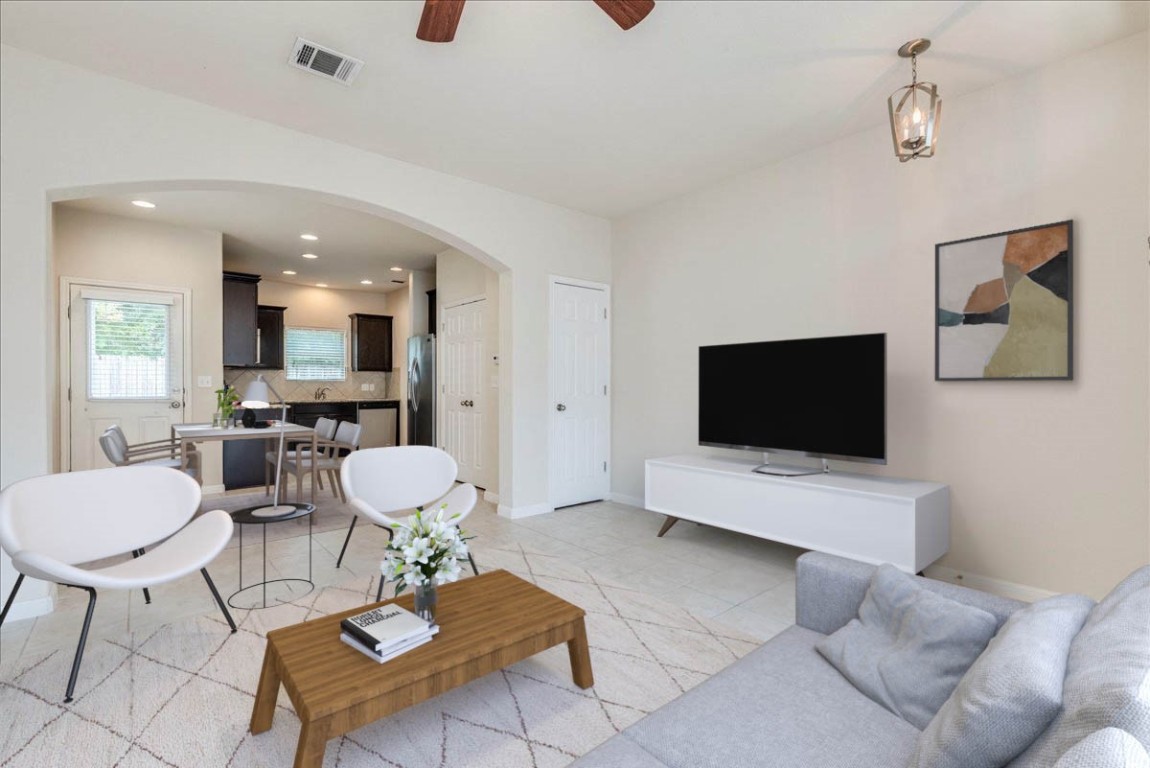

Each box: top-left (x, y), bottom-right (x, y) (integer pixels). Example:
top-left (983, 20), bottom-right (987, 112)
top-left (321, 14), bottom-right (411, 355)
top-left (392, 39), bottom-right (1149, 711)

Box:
top-left (556, 403), bottom-right (566, 411)
top-left (170, 401), bottom-right (182, 409)
top-left (467, 400), bottom-right (474, 407)
top-left (461, 400), bottom-right (466, 406)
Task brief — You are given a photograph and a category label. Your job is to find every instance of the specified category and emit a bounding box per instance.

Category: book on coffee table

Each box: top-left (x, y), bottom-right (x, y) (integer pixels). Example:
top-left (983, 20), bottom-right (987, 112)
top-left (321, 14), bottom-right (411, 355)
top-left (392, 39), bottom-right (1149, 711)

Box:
top-left (340, 604), bottom-right (431, 652)
top-left (340, 625), bottom-right (440, 664)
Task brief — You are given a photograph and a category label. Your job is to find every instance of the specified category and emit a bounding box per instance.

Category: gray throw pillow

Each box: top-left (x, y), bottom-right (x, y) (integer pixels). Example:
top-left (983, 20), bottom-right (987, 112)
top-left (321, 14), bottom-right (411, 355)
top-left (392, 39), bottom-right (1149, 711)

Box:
top-left (910, 593), bottom-right (1095, 768)
top-left (815, 564), bottom-right (999, 729)
top-left (1053, 729), bottom-right (1150, 768)
top-left (1010, 567), bottom-right (1150, 767)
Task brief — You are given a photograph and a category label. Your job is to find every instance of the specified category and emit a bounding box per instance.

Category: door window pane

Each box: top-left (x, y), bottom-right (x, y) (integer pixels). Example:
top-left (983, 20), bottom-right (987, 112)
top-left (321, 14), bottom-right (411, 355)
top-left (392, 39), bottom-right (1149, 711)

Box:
top-left (88, 299), bottom-right (170, 399)
top-left (285, 327), bottom-right (347, 381)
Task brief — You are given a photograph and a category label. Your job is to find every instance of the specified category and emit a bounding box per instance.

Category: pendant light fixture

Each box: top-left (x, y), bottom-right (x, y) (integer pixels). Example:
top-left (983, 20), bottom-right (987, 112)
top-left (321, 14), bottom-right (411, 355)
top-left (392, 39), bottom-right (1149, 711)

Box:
top-left (888, 39), bottom-right (941, 162)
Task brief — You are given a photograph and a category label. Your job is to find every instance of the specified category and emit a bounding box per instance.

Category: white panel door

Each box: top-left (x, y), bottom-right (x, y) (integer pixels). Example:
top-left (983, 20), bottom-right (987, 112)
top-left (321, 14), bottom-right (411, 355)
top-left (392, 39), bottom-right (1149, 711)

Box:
top-left (550, 279), bottom-right (610, 508)
top-left (68, 285), bottom-right (186, 470)
top-left (441, 299), bottom-right (486, 486)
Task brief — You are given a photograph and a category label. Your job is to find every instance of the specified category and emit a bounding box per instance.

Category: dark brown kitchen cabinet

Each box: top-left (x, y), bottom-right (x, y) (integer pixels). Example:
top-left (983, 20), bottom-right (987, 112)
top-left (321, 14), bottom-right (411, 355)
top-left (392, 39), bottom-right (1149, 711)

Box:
top-left (349, 313), bottom-right (393, 372)
top-left (255, 305), bottom-right (286, 370)
top-left (223, 271), bottom-right (260, 367)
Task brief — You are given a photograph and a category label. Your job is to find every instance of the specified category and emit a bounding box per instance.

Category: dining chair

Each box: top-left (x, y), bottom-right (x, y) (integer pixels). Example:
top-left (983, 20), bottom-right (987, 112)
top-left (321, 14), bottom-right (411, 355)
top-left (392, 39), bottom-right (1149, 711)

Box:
top-left (100, 425), bottom-right (199, 478)
top-left (265, 416), bottom-right (338, 496)
top-left (338, 447), bottom-right (479, 599)
top-left (276, 421), bottom-right (362, 504)
top-left (0, 465), bottom-right (237, 702)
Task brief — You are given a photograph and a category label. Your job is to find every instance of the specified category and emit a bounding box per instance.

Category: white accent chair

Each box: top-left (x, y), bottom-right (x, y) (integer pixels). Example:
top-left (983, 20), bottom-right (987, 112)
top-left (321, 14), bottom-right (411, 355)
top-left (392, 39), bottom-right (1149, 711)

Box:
top-left (0, 466), bottom-right (237, 702)
top-left (99, 425), bottom-right (199, 479)
top-left (265, 416), bottom-right (338, 496)
top-left (338, 447), bottom-right (479, 600)
top-left (276, 421), bottom-right (362, 504)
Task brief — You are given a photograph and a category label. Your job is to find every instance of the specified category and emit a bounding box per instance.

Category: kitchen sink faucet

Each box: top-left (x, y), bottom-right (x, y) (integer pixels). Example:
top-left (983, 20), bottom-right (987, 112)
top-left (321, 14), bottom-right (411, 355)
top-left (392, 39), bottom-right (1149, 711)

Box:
top-left (314, 386), bottom-right (330, 401)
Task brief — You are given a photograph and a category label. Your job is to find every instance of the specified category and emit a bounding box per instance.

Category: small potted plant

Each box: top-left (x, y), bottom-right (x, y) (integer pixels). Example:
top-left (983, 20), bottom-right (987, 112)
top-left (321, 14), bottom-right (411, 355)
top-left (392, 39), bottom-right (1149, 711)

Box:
top-left (214, 384), bottom-right (239, 428)
top-left (381, 505), bottom-right (472, 622)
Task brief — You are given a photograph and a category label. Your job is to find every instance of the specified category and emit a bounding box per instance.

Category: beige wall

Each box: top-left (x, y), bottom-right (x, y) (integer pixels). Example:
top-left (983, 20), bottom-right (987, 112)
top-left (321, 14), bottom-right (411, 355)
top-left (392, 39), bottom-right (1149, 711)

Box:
top-left (436, 247), bottom-right (501, 494)
top-left (52, 205), bottom-right (224, 486)
top-left (611, 33), bottom-right (1150, 599)
top-left (255, 279), bottom-right (391, 335)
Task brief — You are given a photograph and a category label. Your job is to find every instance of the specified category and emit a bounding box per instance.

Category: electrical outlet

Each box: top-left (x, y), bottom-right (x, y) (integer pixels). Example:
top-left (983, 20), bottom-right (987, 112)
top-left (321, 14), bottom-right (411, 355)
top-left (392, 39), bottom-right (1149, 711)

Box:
top-left (197, 375), bottom-right (213, 388)
top-left (361, 383), bottom-right (369, 391)
top-left (369, 383), bottom-right (376, 392)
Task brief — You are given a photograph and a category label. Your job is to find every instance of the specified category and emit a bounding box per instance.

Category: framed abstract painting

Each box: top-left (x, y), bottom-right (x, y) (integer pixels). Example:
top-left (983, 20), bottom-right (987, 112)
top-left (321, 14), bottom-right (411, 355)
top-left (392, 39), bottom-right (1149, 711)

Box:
top-left (936, 220), bottom-right (1072, 380)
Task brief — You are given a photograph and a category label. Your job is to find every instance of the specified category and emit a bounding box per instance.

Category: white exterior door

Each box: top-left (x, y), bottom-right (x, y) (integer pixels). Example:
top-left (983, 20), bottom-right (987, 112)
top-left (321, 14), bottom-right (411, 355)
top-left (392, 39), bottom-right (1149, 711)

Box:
top-left (68, 284), bottom-right (186, 470)
top-left (550, 279), bottom-right (610, 508)
top-left (441, 299), bottom-right (487, 487)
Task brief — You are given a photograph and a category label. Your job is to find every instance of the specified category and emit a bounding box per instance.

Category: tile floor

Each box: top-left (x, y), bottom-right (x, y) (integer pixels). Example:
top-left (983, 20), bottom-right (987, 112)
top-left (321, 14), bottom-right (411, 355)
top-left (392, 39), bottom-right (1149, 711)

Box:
top-left (0, 484), bottom-right (803, 668)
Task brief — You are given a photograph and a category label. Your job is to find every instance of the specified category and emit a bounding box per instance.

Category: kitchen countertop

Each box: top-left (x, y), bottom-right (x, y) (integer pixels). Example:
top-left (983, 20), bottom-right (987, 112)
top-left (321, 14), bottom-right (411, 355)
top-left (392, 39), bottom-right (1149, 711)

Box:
top-left (285, 398), bottom-right (400, 404)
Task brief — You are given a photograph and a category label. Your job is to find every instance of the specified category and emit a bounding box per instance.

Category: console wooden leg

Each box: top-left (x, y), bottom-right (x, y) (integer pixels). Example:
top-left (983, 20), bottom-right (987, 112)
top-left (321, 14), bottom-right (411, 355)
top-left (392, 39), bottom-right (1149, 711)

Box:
top-left (250, 648), bottom-right (281, 734)
top-left (567, 617), bottom-right (594, 689)
top-left (657, 516), bottom-right (680, 537)
top-left (293, 718), bottom-right (330, 768)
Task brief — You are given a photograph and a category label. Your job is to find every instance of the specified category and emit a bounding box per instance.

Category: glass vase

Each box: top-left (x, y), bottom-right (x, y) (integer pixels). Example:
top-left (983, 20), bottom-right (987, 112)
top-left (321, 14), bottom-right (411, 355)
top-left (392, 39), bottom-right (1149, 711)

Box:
top-left (413, 581), bottom-right (438, 623)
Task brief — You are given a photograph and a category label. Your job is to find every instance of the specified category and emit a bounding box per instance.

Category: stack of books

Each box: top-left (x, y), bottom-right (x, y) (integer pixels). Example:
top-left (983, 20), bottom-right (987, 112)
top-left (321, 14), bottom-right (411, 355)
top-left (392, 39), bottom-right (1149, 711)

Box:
top-left (340, 604), bottom-right (439, 663)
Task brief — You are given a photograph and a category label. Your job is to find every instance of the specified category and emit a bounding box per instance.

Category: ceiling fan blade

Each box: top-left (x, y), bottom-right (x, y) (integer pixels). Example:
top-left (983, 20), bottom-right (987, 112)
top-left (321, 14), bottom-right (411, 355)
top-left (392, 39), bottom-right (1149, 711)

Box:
top-left (417, 0), bottom-right (466, 43)
top-left (593, 0), bottom-right (655, 30)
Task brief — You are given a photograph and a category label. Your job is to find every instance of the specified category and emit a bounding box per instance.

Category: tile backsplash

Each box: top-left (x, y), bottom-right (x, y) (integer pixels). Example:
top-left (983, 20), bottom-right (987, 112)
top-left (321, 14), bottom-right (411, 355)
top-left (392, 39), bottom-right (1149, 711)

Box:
top-left (224, 368), bottom-right (396, 402)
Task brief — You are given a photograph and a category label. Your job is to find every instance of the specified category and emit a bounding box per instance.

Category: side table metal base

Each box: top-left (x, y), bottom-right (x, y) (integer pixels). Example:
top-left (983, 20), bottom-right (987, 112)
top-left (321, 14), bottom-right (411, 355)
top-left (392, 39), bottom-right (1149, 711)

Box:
top-left (228, 502), bottom-right (315, 610)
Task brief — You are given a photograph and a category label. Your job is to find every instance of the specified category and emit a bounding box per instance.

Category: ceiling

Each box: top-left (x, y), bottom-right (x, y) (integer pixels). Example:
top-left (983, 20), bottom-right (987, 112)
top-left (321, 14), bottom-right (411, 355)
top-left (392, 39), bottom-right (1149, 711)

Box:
top-left (5, 1), bottom-right (1148, 217)
top-left (61, 191), bottom-right (447, 293)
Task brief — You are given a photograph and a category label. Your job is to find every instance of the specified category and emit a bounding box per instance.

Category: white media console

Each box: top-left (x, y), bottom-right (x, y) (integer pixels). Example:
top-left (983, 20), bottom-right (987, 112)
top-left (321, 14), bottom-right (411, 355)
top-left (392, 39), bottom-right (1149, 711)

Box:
top-left (645, 455), bottom-right (950, 573)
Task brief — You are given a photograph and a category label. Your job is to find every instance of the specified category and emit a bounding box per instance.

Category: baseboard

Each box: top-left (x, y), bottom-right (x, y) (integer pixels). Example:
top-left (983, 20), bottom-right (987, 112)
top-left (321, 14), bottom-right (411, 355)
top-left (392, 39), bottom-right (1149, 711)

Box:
top-left (483, 490), bottom-right (500, 505)
top-left (497, 502), bottom-right (553, 519)
top-left (608, 492), bottom-right (645, 509)
top-left (3, 594), bottom-right (55, 622)
top-left (925, 565), bottom-right (1056, 603)
top-left (202, 484), bottom-right (226, 496)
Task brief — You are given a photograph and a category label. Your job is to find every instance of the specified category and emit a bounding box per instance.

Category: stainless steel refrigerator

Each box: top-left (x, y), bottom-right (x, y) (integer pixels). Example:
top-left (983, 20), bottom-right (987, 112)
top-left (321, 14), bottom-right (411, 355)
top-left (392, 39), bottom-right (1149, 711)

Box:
top-left (407, 334), bottom-right (435, 446)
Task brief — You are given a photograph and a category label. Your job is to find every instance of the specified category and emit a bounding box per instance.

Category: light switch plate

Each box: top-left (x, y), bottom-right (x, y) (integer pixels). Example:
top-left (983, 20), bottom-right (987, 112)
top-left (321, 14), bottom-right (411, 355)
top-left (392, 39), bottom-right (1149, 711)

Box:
top-left (197, 375), bottom-right (213, 388)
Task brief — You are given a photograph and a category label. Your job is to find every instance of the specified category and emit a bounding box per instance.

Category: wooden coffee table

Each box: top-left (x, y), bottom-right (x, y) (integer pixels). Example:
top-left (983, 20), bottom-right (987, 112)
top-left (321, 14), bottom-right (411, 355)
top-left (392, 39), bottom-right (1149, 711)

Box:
top-left (249, 569), bottom-right (594, 768)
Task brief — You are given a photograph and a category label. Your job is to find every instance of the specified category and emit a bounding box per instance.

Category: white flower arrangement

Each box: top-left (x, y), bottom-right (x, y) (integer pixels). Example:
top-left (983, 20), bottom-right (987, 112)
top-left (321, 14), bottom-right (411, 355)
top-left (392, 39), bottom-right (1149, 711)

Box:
top-left (381, 504), bottom-right (472, 595)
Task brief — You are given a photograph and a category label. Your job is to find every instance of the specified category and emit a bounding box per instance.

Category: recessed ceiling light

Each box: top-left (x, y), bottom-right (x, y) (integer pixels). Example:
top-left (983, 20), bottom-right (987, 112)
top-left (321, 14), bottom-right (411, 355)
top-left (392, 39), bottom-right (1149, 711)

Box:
top-left (131, 200), bottom-right (156, 209)
top-left (360, 279), bottom-right (373, 285)
top-left (390, 266), bottom-right (404, 272)
top-left (282, 270), bottom-right (297, 275)
top-left (301, 253), bottom-right (318, 259)
top-left (315, 283), bottom-right (328, 288)
top-left (300, 233), bottom-right (318, 241)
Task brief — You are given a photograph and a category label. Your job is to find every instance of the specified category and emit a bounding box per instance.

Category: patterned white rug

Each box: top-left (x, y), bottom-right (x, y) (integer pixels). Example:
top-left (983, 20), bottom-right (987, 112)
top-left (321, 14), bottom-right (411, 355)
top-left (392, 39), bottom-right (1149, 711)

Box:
top-left (0, 547), bottom-right (759, 768)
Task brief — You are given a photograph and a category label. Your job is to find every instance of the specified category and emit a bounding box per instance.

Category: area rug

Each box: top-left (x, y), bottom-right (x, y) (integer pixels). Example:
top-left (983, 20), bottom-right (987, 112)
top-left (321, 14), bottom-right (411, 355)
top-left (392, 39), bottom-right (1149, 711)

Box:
top-left (0, 547), bottom-right (759, 767)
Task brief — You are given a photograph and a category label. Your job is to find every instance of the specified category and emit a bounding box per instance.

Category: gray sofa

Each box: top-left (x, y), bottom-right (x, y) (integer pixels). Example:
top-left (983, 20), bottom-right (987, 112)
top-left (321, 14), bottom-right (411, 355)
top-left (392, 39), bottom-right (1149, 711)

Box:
top-left (572, 552), bottom-right (1149, 768)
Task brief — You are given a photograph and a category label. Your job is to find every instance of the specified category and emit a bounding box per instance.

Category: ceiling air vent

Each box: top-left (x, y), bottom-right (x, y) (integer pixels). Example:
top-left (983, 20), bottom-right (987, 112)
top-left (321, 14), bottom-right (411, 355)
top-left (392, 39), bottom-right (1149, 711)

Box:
top-left (288, 37), bottom-right (363, 85)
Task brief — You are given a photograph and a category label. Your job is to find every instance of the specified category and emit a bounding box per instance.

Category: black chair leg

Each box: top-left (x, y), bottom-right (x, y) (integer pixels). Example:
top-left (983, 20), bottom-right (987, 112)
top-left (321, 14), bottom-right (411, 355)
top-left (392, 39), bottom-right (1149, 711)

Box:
top-left (132, 549), bottom-right (151, 604)
top-left (467, 551), bottom-right (479, 577)
top-left (376, 573), bottom-right (386, 602)
top-left (335, 516), bottom-right (358, 569)
top-left (0, 573), bottom-right (25, 626)
top-left (201, 569), bottom-right (237, 633)
top-left (64, 586), bottom-right (97, 703)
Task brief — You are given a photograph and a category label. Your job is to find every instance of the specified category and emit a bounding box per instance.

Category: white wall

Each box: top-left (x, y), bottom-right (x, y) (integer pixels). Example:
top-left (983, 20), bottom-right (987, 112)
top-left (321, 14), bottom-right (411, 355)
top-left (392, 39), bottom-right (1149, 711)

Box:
top-left (53, 206), bottom-right (224, 486)
top-left (0, 44), bottom-right (610, 617)
top-left (256, 279), bottom-right (390, 331)
top-left (612, 33), bottom-right (1150, 599)
top-left (436, 247), bottom-right (501, 494)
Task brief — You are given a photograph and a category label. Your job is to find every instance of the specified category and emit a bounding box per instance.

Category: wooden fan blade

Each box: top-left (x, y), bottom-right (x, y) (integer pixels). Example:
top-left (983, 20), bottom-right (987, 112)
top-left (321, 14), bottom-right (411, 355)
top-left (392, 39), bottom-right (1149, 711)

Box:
top-left (593, 0), bottom-right (655, 30)
top-left (417, 0), bottom-right (466, 43)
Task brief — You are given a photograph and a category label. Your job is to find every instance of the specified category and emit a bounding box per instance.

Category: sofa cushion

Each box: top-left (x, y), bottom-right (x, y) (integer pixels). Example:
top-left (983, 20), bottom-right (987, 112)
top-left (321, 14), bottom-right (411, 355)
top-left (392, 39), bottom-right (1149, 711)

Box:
top-left (608, 625), bottom-right (920, 768)
top-left (1053, 729), bottom-right (1150, 768)
top-left (1011, 566), bottom-right (1150, 767)
top-left (816, 563), bottom-right (999, 729)
top-left (572, 734), bottom-right (671, 768)
top-left (911, 593), bottom-right (1095, 768)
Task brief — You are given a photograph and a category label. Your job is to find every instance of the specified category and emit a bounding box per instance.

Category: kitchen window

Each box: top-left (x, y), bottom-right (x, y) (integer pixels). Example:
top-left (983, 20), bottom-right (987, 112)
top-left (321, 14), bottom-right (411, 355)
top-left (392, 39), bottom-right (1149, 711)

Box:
top-left (284, 327), bottom-right (347, 381)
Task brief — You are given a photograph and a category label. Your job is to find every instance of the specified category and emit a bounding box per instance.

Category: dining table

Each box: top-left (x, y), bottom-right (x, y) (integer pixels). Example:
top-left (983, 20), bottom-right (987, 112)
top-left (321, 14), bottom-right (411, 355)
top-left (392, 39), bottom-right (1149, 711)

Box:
top-left (171, 422), bottom-right (319, 503)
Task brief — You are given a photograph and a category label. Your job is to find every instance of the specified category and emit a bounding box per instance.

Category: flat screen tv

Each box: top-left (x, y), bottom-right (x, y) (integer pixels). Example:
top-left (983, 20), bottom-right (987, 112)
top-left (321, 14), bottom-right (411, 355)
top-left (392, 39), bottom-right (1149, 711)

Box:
top-left (698, 333), bottom-right (886, 466)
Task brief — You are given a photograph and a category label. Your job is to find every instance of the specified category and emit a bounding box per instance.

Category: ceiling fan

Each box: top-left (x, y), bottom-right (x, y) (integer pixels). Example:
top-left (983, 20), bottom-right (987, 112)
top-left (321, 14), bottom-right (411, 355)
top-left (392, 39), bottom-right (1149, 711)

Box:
top-left (416, 0), bottom-right (656, 43)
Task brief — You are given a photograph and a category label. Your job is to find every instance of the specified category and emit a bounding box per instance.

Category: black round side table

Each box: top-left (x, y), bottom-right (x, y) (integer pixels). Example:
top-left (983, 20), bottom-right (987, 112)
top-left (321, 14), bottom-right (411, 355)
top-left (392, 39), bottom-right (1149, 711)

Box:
top-left (228, 502), bottom-right (315, 609)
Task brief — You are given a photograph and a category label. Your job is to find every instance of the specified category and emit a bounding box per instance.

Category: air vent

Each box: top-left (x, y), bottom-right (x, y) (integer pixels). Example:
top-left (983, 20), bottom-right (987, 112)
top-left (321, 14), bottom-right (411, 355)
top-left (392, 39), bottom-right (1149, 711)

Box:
top-left (288, 37), bottom-right (363, 85)
top-left (391, 280), bottom-right (407, 284)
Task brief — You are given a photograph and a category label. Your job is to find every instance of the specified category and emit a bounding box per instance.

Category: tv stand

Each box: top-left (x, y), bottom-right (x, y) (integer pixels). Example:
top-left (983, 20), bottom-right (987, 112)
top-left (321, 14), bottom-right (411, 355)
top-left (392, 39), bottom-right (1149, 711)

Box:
top-left (752, 454), bottom-right (829, 477)
top-left (645, 455), bottom-right (949, 573)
